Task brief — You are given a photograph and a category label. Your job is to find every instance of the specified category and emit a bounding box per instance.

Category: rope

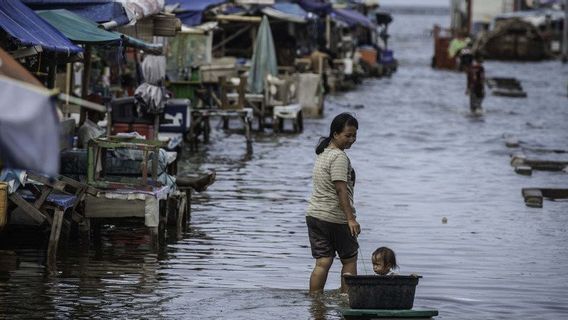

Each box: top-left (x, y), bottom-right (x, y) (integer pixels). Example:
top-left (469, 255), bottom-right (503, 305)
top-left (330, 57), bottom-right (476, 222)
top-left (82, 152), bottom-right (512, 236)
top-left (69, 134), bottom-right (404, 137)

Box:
top-left (359, 246), bottom-right (370, 275)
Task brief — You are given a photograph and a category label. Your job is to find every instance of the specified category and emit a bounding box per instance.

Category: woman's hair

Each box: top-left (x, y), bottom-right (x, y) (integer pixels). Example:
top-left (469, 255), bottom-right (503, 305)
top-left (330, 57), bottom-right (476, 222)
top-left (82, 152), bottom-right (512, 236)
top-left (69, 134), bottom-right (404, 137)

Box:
top-left (315, 113), bottom-right (359, 154)
top-left (372, 247), bottom-right (398, 270)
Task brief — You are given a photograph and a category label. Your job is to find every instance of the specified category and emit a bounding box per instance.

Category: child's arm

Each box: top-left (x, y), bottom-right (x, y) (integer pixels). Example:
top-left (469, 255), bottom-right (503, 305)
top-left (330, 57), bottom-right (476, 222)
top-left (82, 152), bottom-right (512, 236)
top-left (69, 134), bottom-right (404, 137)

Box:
top-left (334, 180), bottom-right (360, 237)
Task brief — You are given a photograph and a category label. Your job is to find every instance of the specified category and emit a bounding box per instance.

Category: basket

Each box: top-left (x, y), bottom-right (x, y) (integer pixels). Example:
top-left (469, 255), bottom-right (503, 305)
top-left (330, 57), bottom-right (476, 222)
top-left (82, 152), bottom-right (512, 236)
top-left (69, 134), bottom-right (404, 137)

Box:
top-left (343, 275), bottom-right (421, 309)
top-left (0, 182), bottom-right (7, 229)
top-left (153, 14), bottom-right (181, 37)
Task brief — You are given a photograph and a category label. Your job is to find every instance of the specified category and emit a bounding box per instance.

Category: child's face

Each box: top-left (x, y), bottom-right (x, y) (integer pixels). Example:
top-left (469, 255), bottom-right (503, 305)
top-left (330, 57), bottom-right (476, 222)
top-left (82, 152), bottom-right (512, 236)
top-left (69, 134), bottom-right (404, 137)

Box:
top-left (372, 255), bottom-right (391, 275)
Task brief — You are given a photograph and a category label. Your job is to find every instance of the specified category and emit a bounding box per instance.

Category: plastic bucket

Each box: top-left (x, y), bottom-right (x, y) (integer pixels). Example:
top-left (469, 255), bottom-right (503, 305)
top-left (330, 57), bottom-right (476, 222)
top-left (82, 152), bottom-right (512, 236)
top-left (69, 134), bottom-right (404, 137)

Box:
top-left (343, 275), bottom-right (421, 309)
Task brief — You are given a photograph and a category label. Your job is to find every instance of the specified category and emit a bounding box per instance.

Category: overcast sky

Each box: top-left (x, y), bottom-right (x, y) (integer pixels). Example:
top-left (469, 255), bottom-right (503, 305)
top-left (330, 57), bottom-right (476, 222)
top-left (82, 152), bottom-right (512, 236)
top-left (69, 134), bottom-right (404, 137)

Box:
top-left (379, 0), bottom-right (449, 7)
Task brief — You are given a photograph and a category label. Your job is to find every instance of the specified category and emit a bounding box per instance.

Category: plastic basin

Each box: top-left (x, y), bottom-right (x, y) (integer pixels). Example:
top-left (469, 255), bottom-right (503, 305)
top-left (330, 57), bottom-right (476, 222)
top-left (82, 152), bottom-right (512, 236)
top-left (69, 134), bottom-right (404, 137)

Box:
top-left (343, 275), bottom-right (421, 310)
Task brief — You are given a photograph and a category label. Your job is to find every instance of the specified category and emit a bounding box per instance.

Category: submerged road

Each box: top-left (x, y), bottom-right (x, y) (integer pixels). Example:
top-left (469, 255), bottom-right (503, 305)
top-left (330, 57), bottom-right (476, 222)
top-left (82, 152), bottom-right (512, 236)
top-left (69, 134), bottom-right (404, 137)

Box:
top-left (2, 9), bottom-right (568, 320)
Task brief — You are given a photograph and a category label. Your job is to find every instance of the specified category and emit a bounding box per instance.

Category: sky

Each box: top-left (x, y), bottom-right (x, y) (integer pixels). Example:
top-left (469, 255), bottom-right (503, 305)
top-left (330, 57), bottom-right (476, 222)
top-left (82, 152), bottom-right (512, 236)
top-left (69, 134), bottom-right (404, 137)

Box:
top-left (379, 0), bottom-right (449, 7)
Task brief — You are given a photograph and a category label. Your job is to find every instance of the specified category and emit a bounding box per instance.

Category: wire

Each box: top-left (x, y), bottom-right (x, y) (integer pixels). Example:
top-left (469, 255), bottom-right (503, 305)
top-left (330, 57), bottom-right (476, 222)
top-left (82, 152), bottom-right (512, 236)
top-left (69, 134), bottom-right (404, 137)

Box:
top-left (359, 246), bottom-right (370, 275)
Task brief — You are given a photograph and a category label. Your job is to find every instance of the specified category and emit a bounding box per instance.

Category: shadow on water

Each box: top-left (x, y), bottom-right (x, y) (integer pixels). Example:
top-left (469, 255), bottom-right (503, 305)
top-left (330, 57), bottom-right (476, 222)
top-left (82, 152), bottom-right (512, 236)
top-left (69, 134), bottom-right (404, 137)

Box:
top-left (2, 9), bottom-right (568, 320)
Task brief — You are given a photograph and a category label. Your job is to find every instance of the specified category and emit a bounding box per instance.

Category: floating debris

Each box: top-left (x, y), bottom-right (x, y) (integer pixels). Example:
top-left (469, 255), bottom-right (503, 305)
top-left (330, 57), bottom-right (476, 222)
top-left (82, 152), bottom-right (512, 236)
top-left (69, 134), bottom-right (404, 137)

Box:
top-left (486, 77), bottom-right (527, 97)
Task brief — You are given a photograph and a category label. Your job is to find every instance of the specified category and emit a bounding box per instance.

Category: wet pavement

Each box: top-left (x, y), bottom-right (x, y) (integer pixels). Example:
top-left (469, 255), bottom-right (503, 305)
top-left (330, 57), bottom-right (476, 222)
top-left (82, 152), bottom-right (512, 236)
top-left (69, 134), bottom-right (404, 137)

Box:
top-left (2, 8), bottom-right (568, 320)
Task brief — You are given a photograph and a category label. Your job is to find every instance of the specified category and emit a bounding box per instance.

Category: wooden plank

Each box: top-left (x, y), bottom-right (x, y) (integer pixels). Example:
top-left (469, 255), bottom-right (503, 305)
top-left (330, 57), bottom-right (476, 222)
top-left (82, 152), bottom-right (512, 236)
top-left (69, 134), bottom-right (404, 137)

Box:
top-left (8, 193), bottom-right (48, 225)
top-left (514, 165), bottom-right (532, 175)
top-left (540, 188), bottom-right (568, 199)
top-left (85, 195), bottom-right (146, 218)
top-left (522, 188), bottom-right (543, 208)
top-left (47, 209), bottom-right (64, 270)
top-left (175, 194), bottom-right (187, 240)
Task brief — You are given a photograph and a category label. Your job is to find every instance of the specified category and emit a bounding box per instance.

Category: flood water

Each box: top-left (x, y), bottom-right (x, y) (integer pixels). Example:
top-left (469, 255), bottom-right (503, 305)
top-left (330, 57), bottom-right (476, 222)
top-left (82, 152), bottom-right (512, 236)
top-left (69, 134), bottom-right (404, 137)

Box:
top-left (2, 9), bottom-right (568, 320)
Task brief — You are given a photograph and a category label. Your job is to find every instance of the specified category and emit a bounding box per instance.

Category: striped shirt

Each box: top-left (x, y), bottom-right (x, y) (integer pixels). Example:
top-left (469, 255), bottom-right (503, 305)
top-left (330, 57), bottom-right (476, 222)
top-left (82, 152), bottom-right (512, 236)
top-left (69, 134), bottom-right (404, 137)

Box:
top-left (307, 148), bottom-right (355, 224)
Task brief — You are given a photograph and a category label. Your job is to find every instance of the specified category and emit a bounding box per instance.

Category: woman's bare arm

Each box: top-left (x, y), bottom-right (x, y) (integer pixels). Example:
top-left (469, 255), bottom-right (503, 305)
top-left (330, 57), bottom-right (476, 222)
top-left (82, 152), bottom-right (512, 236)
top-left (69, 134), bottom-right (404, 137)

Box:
top-left (334, 180), bottom-right (360, 236)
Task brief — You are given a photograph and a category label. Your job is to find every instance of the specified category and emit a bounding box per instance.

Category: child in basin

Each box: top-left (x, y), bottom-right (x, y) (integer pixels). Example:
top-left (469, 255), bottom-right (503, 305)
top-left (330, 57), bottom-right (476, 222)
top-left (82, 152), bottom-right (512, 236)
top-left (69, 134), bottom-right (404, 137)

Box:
top-left (372, 247), bottom-right (398, 276)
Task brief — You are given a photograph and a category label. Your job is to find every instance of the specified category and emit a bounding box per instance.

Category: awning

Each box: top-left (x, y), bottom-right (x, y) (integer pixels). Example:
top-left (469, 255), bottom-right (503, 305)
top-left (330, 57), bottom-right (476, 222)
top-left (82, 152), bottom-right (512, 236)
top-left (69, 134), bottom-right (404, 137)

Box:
top-left (166, 0), bottom-right (227, 26)
top-left (296, 0), bottom-right (332, 16)
top-left (37, 9), bottom-right (122, 44)
top-left (331, 8), bottom-right (375, 29)
top-left (37, 9), bottom-right (163, 54)
top-left (118, 0), bottom-right (164, 23)
top-left (21, 0), bottom-right (130, 26)
top-left (0, 0), bottom-right (82, 54)
top-left (262, 3), bottom-right (308, 24)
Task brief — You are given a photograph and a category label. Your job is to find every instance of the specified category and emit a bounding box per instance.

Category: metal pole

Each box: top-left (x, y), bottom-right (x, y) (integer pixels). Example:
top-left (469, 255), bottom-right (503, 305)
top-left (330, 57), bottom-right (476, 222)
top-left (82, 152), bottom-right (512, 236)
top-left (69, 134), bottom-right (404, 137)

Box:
top-left (562, 0), bottom-right (568, 63)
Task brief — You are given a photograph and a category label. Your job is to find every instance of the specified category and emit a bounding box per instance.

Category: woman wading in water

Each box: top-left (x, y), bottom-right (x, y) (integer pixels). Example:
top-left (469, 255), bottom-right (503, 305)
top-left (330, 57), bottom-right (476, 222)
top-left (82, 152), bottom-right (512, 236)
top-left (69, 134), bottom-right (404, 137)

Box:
top-left (306, 113), bottom-right (360, 294)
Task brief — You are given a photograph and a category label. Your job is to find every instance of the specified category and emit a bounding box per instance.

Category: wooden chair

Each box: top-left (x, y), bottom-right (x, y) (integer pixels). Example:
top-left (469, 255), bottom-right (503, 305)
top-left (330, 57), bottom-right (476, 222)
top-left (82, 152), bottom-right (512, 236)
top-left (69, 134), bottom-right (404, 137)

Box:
top-left (6, 172), bottom-right (97, 270)
top-left (219, 76), bottom-right (246, 110)
top-left (265, 74), bottom-right (303, 133)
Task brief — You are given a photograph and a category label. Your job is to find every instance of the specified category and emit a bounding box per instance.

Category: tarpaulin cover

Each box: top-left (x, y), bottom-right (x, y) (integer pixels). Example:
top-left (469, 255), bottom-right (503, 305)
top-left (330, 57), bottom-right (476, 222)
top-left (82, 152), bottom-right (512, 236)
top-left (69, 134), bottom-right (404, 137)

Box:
top-left (332, 8), bottom-right (374, 29)
top-left (296, 0), bottom-right (331, 15)
top-left (166, 0), bottom-right (226, 26)
top-left (37, 9), bottom-right (163, 53)
top-left (0, 0), bottom-right (82, 53)
top-left (0, 75), bottom-right (60, 176)
top-left (21, 0), bottom-right (130, 25)
top-left (262, 3), bottom-right (308, 23)
top-left (37, 9), bottom-right (122, 44)
top-left (248, 16), bottom-right (277, 94)
top-left (118, 0), bottom-right (164, 23)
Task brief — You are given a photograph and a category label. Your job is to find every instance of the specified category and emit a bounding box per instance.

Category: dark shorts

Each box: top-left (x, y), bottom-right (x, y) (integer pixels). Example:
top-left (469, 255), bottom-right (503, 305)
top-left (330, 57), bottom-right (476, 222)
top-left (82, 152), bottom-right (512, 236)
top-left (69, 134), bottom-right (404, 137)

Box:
top-left (306, 216), bottom-right (359, 260)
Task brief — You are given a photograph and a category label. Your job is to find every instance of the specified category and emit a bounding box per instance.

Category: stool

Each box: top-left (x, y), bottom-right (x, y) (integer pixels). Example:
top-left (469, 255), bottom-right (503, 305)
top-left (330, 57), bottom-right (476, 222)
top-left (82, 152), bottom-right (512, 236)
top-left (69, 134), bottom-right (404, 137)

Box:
top-left (273, 104), bottom-right (303, 133)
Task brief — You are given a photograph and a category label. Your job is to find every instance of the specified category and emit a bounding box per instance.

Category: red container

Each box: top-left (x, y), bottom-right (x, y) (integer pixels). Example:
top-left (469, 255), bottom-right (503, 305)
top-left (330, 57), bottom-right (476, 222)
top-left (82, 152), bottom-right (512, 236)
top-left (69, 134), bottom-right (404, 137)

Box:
top-left (359, 48), bottom-right (377, 66)
top-left (131, 124), bottom-right (155, 139)
top-left (112, 123), bottom-right (131, 135)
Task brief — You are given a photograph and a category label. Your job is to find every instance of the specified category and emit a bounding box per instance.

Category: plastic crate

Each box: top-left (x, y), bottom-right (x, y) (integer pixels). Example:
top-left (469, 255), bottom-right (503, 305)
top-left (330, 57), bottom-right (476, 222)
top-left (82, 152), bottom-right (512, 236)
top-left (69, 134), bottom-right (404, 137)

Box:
top-left (344, 275), bottom-right (421, 309)
top-left (167, 81), bottom-right (196, 101)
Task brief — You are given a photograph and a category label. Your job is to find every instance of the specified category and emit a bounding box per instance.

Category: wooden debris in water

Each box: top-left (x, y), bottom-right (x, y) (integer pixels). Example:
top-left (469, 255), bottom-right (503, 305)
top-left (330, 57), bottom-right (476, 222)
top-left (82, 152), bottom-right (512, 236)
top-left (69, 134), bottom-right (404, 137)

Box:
top-left (522, 188), bottom-right (568, 208)
top-left (486, 77), bottom-right (527, 98)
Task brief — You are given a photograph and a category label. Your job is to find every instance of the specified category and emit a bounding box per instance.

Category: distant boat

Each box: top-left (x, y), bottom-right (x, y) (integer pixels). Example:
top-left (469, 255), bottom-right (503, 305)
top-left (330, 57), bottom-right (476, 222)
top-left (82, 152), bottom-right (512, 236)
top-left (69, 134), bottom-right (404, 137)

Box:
top-left (486, 77), bottom-right (527, 98)
top-left (474, 18), bottom-right (550, 60)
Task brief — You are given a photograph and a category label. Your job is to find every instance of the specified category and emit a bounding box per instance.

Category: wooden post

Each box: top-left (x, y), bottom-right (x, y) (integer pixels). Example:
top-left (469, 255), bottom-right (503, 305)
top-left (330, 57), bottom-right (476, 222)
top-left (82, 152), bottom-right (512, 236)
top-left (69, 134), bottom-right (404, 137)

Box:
top-left (245, 116), bottom-right (253, 155)
top-left (80, 45), bottom-right (93, 125)
top-left (562, 0), bottom-right (568, 63)
top-left (184, 189), bottom-right (192, 226)
top-left (65, 63), bottom-right (72, 117)
top-left (326, 15), bottom-right (331, 49)
top-left (466, 0), bottom-right (472, 35)
top-left (47, 209), bottom-right (65, 271)
top-left (47, 52), bottom-right (57, 89)
top-left (176, 194), bottom-right (186, 240)
top-left (79, 217), bottom-right (91, 244)
top-left (154, 114), bottom-right (160, 140)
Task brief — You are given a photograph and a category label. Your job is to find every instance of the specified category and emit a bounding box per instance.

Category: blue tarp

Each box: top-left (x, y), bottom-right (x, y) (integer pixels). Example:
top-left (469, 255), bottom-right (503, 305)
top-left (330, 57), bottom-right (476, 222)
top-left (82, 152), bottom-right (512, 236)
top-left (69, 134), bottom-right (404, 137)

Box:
top-left (0, 75), bottom-right (60, 176)
top-left (21, 0), bottom-right (129, 25)
top-left (273, 3), bottom-right (308, 18)
top-left (262, 3), bottom-right (309, 23)
top-left (0, 0), bottom-right (82, 54)
top-left (332, 8), bottom-right (375, 29)
top-left (296, 0), bottom-right (332, 15)
top-left (166, 0), bottom-right (226, 26)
